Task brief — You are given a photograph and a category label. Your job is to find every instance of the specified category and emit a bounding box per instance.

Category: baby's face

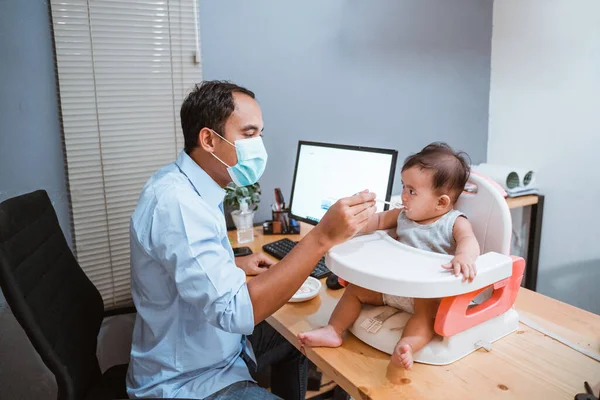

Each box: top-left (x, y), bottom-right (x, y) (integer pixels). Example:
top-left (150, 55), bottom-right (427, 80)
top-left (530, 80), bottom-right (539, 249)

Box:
top-left (400, 167), bottom-right (447, 222)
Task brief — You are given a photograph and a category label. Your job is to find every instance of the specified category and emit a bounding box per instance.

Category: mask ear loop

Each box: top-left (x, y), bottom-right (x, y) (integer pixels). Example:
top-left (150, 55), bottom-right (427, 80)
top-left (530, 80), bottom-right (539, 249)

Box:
top-left (211, 152), bottom-right (231, 168)
top-left (208, 128), bottom-right (237, 148)
top-left (208, 128), bottom-right (236, 168)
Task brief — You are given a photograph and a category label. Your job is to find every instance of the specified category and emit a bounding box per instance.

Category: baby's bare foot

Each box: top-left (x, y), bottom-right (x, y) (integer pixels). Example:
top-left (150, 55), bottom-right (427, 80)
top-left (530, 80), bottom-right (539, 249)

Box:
top-left (297, 325), bottom-right (343, 348)
top-left (392, 343), bottom-right (414, 370)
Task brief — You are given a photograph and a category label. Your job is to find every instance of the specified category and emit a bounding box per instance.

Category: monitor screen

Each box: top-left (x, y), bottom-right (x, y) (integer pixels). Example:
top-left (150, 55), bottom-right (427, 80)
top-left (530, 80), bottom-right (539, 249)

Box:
top-left (289, 141), bottom-right (398, 225)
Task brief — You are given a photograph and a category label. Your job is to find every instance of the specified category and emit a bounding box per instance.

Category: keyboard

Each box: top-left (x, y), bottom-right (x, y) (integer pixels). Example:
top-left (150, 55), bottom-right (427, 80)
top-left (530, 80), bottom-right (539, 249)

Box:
top-left (262, 238), bottom-right (331, 279)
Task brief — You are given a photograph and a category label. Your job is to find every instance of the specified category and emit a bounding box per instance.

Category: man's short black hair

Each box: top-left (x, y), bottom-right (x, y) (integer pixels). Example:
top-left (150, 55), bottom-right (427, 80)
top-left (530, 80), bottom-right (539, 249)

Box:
top-left (180, 80), bottom-right (255, 153)
top-left (402, 142), bottom-right (471, 203)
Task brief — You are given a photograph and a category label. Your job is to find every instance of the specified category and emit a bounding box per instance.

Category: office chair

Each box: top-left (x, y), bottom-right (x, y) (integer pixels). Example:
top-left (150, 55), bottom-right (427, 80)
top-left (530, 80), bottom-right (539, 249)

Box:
top-left (0, 191), bottom-right (190, 400)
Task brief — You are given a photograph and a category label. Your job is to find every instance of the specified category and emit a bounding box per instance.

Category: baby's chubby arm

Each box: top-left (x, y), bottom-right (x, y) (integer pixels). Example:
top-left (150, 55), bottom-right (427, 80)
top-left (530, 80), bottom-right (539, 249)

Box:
top-left (358, 208), bottom-right (402, 235)
top-left (443, 216), bottom-right (480, 282)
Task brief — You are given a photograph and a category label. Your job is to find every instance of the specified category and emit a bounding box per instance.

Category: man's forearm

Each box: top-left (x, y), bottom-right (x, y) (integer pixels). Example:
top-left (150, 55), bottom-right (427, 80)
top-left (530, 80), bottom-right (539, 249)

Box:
top-left (246, 229), bottom-right (331, 324)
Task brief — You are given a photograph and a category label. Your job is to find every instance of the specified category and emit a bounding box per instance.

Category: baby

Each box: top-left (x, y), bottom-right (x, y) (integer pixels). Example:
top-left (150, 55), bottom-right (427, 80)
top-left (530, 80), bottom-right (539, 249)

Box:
top-left (298, 142), bottom-right (480, 370)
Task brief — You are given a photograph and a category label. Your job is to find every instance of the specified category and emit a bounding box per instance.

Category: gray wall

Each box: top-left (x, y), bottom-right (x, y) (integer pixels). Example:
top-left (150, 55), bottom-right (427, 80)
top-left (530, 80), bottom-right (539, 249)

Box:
top-left (0, 0), bottom-right (72, 246)
top-left (488, 0), bottom-right (600, 315)
top-left (0, 0), bottom-right (66, 398)
top-left (199, 0), bottom-right (494, 222)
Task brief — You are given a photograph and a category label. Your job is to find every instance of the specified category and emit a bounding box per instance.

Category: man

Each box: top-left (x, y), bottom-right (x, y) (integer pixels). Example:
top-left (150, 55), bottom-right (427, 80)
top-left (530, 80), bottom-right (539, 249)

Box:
top-left (127, 81), bottom-right (376, 399)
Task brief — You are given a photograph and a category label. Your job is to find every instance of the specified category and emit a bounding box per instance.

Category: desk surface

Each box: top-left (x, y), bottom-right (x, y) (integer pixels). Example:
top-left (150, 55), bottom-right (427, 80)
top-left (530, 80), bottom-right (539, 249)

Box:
top-left (506, 194), bottom-right (539, 209)
top-left (231, 222), bottom-right (599, 400)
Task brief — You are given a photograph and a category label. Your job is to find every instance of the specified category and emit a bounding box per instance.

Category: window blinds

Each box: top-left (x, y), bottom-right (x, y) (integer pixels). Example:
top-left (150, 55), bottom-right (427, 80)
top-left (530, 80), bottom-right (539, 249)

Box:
top-left (50, 0), bottom-right (201, 307)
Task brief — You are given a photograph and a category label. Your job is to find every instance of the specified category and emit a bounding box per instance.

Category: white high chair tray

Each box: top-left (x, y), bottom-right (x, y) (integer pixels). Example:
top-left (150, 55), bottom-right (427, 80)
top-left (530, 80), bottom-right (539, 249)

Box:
top-left (326, 231), bottom-right (513, 298)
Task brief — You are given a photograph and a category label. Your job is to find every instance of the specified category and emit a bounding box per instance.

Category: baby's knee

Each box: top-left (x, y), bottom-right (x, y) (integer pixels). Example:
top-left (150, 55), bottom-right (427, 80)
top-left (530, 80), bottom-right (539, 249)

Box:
top-left (413, 298), bottom-right (440, 320)
top-left (346, 283), bottom-right (368, 296)
top-left (347, 284), bottom-right (383, 305)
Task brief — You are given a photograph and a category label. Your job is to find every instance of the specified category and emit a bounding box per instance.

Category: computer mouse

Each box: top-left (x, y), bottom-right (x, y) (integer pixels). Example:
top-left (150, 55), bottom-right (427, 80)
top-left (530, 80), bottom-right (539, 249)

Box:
top-left (326, 273), bottom-right (344, 290)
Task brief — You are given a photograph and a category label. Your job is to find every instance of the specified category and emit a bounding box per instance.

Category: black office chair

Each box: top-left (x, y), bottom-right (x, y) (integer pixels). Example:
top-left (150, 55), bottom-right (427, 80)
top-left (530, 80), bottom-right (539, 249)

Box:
top-left (0, 191), bottom-right (190, 400)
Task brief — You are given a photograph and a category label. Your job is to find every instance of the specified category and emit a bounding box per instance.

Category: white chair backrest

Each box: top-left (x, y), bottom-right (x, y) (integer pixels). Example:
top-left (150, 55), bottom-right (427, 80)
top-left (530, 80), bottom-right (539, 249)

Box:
top-left (455, 173), bottom-right (512, 256)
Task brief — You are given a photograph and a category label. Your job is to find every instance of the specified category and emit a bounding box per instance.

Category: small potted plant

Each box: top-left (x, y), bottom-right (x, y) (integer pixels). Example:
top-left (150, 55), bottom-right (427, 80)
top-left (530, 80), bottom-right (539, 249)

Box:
top-left (223, 182), bottom-right (261, 230)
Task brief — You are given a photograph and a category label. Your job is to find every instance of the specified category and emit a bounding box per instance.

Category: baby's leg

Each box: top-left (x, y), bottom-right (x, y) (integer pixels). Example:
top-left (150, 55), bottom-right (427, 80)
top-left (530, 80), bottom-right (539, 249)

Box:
top-left (391, 298), bottom-right (438, 369)
top-left (298, 284), bottom-right (383, 348)
top-left (329, 284), bottom-right (384, 334)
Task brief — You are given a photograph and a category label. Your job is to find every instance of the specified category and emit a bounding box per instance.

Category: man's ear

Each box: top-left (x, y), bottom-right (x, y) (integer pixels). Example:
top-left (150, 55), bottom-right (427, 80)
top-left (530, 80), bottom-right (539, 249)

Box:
top-left (437, 194), bottom-right (451, 210)
top-left (197, 128), bottom-right (217, 152)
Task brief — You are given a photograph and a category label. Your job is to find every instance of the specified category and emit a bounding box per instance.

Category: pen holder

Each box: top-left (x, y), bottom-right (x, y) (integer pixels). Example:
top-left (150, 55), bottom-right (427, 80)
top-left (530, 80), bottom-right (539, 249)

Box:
top-left (263, 208), bottom-right (301, 235)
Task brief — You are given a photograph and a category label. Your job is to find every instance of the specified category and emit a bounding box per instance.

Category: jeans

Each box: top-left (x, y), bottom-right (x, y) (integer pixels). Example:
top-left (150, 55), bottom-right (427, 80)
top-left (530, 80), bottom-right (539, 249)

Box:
top-left (204, 321), bottom-right (308, 400)
top-left (203, 380), bottom-right (280, 400)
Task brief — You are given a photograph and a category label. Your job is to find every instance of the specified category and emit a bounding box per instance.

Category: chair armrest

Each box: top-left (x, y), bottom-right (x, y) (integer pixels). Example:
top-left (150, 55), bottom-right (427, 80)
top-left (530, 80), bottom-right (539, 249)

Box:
top-left (434, 256), bottom-right (525, 337)
top-left (104, 304), bottom-right (136, 318)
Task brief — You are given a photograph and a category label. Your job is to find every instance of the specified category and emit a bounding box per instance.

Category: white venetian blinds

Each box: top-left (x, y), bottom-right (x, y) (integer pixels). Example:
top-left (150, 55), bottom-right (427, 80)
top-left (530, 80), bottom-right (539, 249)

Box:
top-left (50, 0), bottom-right (201, 307)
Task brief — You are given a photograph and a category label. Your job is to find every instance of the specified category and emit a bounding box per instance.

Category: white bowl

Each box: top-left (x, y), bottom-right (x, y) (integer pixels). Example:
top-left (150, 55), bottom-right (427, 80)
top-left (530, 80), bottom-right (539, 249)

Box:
top-left (289, 276), bottom-right (321, 303)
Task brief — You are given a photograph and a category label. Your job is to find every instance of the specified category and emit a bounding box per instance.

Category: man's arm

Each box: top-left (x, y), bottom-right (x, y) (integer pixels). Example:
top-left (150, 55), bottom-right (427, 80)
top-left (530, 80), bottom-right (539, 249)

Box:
top-left (247, 192), bottom-right (376, 324)
top-left (236, 253), bottom-right (274, 276)
top-left (151, 190), bottom-right (375, 331)
top-left (150, 192), bottom-right (256, 335)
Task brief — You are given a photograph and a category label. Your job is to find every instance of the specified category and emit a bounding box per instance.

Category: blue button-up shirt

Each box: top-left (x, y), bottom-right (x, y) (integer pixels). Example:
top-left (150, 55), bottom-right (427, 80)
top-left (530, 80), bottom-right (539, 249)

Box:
top-left (127, 151), bottom-right (256, 399)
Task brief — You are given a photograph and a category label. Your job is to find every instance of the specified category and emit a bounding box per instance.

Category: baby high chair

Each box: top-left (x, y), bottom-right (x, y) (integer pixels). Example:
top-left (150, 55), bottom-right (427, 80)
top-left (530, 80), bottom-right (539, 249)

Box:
top-left (325, 173), bottom-right (525, 365)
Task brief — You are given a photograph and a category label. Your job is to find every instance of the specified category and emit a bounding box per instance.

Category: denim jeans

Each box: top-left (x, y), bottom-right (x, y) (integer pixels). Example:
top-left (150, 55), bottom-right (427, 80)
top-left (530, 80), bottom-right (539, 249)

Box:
top-left (204, 321), bottom-right (308, 400)
top-left (203, 380), bottom-right (281, 400)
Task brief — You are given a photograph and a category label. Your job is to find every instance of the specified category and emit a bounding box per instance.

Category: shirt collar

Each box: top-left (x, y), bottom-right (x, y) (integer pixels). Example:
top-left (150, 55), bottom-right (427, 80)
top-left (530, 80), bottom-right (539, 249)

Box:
top-left (175, 151), bottom-right (225, 208)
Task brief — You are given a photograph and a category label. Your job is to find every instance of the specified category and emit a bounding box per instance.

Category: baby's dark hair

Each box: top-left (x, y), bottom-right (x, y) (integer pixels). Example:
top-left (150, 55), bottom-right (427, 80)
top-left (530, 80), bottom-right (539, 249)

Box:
top-left (402, 142), bottom-right (471, 203)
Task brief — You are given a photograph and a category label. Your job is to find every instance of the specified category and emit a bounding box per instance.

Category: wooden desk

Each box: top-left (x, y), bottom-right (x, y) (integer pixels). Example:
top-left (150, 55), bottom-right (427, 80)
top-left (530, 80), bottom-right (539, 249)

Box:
top-left (506, 194), bottom-right (539, 209)
top-left (506, 194), bottom-right (545, 292)
top-left (231, 223), bottom-right (599, 400)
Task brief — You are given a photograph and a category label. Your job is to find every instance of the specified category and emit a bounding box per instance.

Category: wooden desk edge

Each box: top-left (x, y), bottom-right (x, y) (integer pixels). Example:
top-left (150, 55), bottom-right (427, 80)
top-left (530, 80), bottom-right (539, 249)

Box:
top-left (515, 288), bottom-right (600, 350)
top-left (506, 194), bottom-right (539, 209)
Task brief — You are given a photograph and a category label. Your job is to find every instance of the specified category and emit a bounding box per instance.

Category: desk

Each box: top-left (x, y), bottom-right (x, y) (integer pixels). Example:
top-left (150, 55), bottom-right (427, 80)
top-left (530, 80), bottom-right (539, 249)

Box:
top-left (506, 194), bottom-right (545, 291)
top-left (231, 222), bottom-right (599, 400)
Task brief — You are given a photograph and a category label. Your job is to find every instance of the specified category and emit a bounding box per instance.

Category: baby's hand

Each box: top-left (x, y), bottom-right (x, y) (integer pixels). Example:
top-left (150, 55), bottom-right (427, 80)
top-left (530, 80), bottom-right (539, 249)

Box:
top-left (442, 254), bottom-right (477, 282)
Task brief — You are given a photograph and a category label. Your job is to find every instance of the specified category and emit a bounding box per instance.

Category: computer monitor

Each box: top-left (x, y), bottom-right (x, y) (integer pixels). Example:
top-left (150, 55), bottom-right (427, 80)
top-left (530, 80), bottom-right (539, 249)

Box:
top-left (289, 141), bottom-right (398, 225)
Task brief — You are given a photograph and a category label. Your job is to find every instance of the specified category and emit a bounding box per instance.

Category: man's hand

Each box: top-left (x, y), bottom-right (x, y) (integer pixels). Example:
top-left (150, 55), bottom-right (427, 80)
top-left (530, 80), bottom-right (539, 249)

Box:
top-left (442, 254), bottom-right (477, 282)
top-left (247, 191), bottom-right (376, 325)
top-left (236, 253), bottom-right (274, 276)
top-left (313, 191), bottom-right (377, 249)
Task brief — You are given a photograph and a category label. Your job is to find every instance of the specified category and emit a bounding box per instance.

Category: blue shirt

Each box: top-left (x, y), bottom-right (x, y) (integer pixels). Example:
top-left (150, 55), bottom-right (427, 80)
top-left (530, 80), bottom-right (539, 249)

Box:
top-left (126, 151), bottom-right (256, 399)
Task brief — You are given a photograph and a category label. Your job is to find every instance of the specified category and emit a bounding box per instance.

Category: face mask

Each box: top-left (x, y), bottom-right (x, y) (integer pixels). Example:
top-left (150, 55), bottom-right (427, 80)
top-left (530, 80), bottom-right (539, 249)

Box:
top-left (209, 129), bottom-right (268, 187)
